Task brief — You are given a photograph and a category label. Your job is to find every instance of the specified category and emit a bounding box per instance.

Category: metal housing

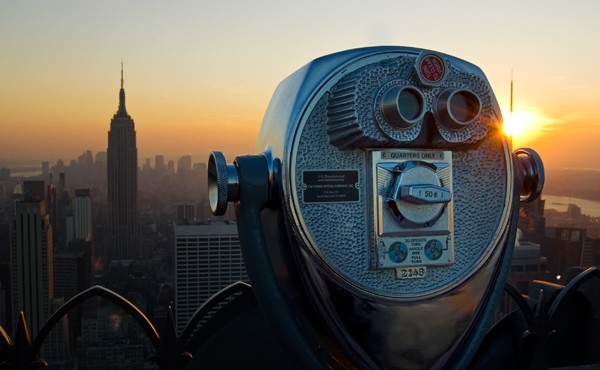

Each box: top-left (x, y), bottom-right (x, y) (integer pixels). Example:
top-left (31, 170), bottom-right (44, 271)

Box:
top-left (252, 46), bottom-right (515, 368)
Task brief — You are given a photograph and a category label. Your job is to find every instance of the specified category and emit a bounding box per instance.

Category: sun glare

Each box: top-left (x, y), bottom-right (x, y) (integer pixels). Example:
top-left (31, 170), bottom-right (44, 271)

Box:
top-left (502, 110), bottom-right (540, 144)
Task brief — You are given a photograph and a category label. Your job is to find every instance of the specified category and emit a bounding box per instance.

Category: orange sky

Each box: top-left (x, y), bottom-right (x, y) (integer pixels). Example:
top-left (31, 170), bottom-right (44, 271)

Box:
top-left (1, 1), bottom-right (599, 169)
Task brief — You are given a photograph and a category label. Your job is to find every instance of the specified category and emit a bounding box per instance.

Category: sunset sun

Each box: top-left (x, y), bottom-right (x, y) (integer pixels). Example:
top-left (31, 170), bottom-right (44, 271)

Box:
top-left (502, 109), bottom-right (541, 144)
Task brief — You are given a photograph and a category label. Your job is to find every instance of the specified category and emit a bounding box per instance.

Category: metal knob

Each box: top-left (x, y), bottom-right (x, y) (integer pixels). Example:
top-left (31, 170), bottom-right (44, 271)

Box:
top-left (208, 151), bottom-right (240, 216)
top-left (514, 148), bottom-right (544, 203)
top-left (385, 161), bottom-right (451, 228)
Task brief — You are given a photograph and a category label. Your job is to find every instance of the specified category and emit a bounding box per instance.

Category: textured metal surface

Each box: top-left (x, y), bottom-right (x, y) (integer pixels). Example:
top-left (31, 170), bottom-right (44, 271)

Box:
top-left (326, 53), bottom-right (497, 150)
top-left (253, 46), bottom-right (517, 369)
top-left (293, 93), bottom-right (508, 297)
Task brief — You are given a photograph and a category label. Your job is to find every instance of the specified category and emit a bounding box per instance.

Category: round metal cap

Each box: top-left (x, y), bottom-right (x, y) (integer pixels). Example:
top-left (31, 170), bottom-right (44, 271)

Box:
top-left (514, 148), bottom-right (545, 203)
top-left (208, 151), bottom-right (239, 216)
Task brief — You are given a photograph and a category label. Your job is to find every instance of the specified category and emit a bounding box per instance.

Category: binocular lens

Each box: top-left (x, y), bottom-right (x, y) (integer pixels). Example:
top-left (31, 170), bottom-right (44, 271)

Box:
top-left (435, 89), bottom-right (481, 130)
top-left (398, 88), bottom-right (423, 121)
top-left (449, 90), bottom-right (480, 124)
top-left (381, 86), bottom-right (425, 128)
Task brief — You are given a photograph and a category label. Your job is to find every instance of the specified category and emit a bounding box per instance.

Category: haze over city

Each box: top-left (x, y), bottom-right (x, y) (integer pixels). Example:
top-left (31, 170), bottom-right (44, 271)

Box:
top-left (1, 1), bottom-right (600, 170)
top-left (3, 2), bottom-right (600, 367)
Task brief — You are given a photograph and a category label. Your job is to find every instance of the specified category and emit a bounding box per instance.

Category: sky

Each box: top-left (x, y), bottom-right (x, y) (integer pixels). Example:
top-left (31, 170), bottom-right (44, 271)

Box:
top-left (1, 0), bottom-right (600, 170)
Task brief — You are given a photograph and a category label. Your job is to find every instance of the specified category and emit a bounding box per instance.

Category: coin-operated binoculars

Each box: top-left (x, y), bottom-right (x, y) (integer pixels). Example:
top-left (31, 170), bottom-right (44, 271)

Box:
top-left (208, 46), bottom-right (543, 369)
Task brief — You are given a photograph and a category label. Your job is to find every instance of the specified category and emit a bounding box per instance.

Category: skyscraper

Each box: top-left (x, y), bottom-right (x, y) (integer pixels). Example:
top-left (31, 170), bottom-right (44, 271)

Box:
top-left (10, 193), bottom-right (70, 361)
top-left (155, 155), bottom-right (165, 174)
top-left (177, 155), bottom-right (192, 175)
top-left (174, 221), bottom-right (247, 334)
top-left (10, 197), bottom-right (54, 337)
top-left (176, 204), bottom-right (196, 223)
top-left (73, 188), bottom-right (93, 241)
top-left (107, 63), bottom-right (138, 261)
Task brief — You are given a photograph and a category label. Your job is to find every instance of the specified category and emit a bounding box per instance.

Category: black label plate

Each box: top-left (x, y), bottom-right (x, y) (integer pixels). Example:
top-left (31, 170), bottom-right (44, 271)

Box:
top-left (302, 170), bottom-right (359, 203)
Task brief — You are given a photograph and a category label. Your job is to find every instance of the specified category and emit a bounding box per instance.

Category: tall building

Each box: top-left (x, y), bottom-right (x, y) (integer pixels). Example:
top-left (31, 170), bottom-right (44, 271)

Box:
top-left (94, 151), bottom-right (107, 164)
top-left (73, 188), bottom-right (93, 241)
top-left (78, 304), bottom-right (146, 369)
top-left (10, 198), bottom-right (54, 337)
top-left (54, 248), bottom-right (92, 349)
top-left (509, 241), bottom-right (547, 293)
top-left (42, 161), bottom-right (50, 179)
top-left (142, 158), bottom-right (151, 172)
top-left (167, 160), bottom-right (175, 175)
top-left (176, 204), bottom-right (196, 223)
top-left (23, 180), bottom-right (45, 202)
top-left (177, 155), bottom-right (192, 175)
top-left (174, 221), bottom-right (247, 334)
top-left (55, 173), bottom-right (72, 251)
top-left (519, 196), bottom-right (546, 244)
top-left (543, 226), bottom-right (587, 280)
top-left (0, 282), bottom-right (6, 331)
top-left (155, 155), bottom-right (165, 174)
top-left (46, 174), bottom-right (57, 245)
top-left (107, 63), bottom-right (139, 261)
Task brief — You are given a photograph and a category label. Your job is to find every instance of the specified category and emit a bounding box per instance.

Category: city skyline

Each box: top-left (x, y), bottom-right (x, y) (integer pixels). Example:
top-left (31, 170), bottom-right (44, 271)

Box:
top-left (1, 1), bottom-right (600, 170)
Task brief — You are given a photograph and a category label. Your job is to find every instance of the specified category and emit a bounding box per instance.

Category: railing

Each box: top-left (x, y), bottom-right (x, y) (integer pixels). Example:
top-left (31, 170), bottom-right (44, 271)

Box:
top-left (0, 281), bottom-right (253, 370)
top-left (475, 267), bottom-right (600, 369)
top-left (1, 268), bottom-right (599, 369)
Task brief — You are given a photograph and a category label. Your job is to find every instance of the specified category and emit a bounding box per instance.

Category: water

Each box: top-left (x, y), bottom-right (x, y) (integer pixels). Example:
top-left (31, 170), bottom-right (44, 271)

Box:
top-left (10, 169), bottom-right (42, 178)
top-left (543, 195), bottom-right (600, 217)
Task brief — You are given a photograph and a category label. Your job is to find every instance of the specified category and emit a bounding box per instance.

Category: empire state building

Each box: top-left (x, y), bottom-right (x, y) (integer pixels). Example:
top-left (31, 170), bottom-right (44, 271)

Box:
top-left (107, 64), bottom-right (139, 260)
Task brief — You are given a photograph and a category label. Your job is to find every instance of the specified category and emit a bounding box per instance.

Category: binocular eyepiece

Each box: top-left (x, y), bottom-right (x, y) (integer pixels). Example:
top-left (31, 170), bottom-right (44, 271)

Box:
top-left (208, 46), bottom-right (544, 369)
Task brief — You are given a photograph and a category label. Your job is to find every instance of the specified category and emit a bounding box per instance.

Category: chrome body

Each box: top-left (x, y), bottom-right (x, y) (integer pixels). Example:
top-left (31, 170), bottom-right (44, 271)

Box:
top-left (256, 46), bottom-right (511, 368)
top-left (209, 46), bottom-right (544, 368)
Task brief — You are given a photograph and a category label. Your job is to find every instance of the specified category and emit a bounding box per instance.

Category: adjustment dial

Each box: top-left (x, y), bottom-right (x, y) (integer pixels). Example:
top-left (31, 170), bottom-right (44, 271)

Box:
top-left (385, 161), bottom-right (451, 228)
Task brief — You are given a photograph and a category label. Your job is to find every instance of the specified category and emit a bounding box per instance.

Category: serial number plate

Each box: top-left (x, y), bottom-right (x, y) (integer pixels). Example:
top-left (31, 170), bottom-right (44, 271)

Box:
top-left (397, 266), bottom-right (427, 279)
